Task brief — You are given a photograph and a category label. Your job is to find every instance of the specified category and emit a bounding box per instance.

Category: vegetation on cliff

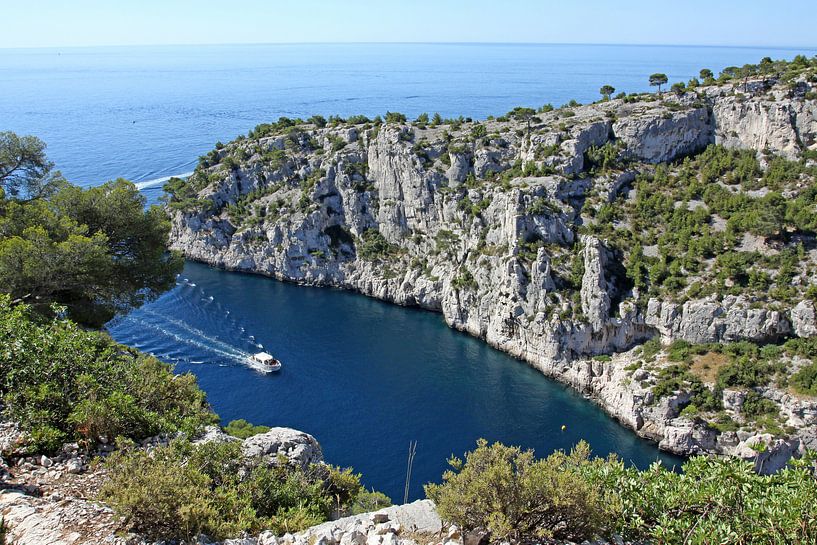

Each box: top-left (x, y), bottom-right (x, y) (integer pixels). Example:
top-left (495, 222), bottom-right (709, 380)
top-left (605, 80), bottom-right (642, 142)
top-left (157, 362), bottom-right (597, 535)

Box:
top-left (582, 144), bottom-right (817, 306)
top-left (427, 439), bottom-right (817, 544)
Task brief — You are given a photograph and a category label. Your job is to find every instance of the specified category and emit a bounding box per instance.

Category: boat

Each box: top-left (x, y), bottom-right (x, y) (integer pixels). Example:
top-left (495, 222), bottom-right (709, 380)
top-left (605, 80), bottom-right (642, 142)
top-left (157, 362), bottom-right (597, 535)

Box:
top-left (249, 351), bottom-right (282, 373)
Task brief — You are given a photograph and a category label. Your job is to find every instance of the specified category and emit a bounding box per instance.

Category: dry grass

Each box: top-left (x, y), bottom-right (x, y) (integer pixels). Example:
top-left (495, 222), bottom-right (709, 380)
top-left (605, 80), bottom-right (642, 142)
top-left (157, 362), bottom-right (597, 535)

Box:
top-left (689, 352), bottom-right (730, 384)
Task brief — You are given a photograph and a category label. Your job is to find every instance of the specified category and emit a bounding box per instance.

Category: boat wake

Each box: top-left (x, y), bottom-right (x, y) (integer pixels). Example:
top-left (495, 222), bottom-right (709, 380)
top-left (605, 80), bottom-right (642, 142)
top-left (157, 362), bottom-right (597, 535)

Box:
top-left (134, 171), bottom-right (195, 190)
top-left (107, 275), bottom-right (268, 373)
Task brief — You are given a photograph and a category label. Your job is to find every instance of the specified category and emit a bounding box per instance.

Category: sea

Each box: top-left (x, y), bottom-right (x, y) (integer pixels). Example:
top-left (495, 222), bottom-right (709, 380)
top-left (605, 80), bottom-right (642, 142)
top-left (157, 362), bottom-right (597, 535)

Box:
top-left (2, 43), bottom-right (814, 500)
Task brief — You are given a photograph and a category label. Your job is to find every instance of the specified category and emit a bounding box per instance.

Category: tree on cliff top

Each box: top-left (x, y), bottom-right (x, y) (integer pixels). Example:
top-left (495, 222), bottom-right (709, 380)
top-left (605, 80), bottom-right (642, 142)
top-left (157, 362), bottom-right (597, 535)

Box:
top-left (599, 85), bottom-right (616, 100)
top-left (649, 73), bottom-right (668, 95)
top-left (0, 132), bottom-right (183, 325)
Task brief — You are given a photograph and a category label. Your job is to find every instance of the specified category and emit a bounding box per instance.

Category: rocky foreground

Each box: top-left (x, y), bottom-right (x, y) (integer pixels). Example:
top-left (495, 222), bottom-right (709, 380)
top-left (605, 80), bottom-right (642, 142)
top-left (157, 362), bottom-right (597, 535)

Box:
top-left (166, 74), bottom-right (817, 469)
top-left (0, 424), bottom-right (457, 545)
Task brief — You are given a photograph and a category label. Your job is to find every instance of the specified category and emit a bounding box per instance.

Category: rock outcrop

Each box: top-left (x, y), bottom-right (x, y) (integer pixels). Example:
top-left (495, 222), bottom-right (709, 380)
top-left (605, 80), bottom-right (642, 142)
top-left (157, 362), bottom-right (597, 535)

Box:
top-left (242, 427), bottom-right (324, 469)
top-left (645, 296), bottom-right (793, 344)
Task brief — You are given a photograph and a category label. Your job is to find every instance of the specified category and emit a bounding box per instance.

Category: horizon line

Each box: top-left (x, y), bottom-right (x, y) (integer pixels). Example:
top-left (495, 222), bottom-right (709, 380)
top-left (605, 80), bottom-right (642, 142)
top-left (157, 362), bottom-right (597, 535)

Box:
top-left (2, 40), bottom-right (817, 52)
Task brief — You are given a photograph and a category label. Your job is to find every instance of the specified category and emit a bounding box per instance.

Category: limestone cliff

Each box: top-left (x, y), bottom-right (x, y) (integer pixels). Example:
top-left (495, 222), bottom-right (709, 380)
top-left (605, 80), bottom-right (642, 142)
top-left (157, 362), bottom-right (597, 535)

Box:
top-left (167, 75), bottom-right (817, 469)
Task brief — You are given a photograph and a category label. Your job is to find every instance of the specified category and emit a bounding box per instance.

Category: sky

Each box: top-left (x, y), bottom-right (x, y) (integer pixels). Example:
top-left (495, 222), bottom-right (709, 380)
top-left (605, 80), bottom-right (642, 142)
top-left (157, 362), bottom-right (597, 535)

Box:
top-left (1, 0), bottom-right (815, 49)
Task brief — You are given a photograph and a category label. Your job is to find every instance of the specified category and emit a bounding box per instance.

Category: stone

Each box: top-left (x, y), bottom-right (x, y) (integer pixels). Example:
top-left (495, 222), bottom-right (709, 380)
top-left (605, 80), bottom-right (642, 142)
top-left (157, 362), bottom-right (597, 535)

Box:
top-left (340, 530), bottom-right (368, 545)
top-left (462, 529), bottom-right (490, 545)
top-left (371, 511), bottom-right (390, 524)
top-left (722, 389), bottom-right (747, 412)
top-left (613, 106), bottom-right (712, 163)
top-left (242, 427), bottom-right (323, 469)
top-left (195, 424), bottom-right (242, 445)
top-left (791, 300), bottom-right (817, 338)
top-left (447, 525), bottom-right (461, 539)
top-left (66, 457), bottom-right (84, 474)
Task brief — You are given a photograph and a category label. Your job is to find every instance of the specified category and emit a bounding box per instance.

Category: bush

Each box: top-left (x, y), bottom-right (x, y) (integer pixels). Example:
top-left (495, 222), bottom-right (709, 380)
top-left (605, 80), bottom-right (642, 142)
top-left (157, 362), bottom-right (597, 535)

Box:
top-left (101, 439), bottom-right (367, 542)
top-left (347, 490), bottom-right (392, 515)
top-left (427, 440), bottom-right (817, 544)
top-left (223, 419), bottom-right (270, 439)
top-left (357, 229), bottom-right (397, 261)
top-left (425, 440), bottom-right (612, 543)
top-left (717, 357), bottom-right (773, 389)
top-left (0, 296), bottom-right (216, 453)
top-left (791, 363), bottom-right (817, 396)
top-left (384, 111), bottom-right (407, 124)
top-left (640, 338), bottom-right (662, 360)
top-left (741, 390), bottom-right (779, 418)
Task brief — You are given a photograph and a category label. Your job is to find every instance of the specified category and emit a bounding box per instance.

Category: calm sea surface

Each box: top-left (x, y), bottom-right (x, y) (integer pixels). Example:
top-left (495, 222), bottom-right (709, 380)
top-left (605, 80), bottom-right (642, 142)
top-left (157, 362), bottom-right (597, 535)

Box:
top-left (4, 43), bottom-right (813, 499)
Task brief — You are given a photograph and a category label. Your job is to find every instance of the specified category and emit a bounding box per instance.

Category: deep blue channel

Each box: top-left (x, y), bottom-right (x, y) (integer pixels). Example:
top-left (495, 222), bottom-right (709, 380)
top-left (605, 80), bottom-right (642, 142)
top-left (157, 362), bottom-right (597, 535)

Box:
top-left (108, 262), bottom-right (683, 500)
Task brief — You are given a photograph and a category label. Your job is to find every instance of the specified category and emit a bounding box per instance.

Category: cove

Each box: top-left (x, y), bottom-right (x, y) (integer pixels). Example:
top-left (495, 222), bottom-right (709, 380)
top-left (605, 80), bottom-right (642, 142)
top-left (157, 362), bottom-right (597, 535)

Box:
top-left (108, 260), bottom-right (683, 501)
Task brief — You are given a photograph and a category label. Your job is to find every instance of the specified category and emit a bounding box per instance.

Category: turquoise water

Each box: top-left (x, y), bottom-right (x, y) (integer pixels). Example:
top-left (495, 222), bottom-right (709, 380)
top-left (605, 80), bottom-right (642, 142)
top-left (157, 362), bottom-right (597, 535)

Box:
top-left (4, 43), bottom-right (813, 499)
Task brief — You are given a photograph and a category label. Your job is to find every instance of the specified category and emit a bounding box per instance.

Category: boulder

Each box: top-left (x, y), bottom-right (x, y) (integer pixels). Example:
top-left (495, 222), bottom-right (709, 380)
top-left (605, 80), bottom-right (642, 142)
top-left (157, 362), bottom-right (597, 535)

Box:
top-left (791, 300), bottom-right (817, 338)
top-left (242, 427), bottom-right (323, 469)
top-left (195, 424), bottom-right (242, 445)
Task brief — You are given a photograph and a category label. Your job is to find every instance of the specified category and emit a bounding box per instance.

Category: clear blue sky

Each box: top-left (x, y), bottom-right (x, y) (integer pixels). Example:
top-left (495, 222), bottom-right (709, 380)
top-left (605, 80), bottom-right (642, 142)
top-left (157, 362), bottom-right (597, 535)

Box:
top-left (3, 0), bottom-right (815, 49)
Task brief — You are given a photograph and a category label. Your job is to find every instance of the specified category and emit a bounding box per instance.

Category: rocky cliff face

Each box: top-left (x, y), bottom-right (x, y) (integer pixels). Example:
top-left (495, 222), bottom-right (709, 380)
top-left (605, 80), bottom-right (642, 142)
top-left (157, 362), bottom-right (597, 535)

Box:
top-left (168, 77), bottom-right (817, 469)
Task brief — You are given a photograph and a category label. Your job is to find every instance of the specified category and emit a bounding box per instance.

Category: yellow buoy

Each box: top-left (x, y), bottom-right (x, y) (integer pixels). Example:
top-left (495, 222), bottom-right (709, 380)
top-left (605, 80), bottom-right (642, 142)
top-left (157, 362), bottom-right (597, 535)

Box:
top-left (561, 425), bottom-right (567, 431)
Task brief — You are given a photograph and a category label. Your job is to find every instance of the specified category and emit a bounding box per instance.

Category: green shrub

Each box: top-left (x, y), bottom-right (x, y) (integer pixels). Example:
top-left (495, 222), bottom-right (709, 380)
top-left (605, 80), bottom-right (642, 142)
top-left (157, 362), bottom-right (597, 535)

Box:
top-left (384, 112), bottom-right (407, 124)
top-left (639, 338), bottom-right (662, 360)
top-left (357, 229), bottom-right (398, 261)
top-left (470, 124), bottom-right (487, 139)
top-left (451, 270), bottom-right (477, 291)
top-left (426, 440), bottom-right (613, 543)
top-left (223, 419), bottom-right (270, 439)
top-left (428, 440), bottom-right (817, 544)
top-left (717, 357), bottom-right (773, 388)
top-left (0, 296), bottom-right (216, 453)
top-left (101, 439), bottom-right (368, 542)
top-left (347, 490), bottom-right (392, 515)
top-left (791, 363), bottom-right (817, 396)
top-left (741, 390), bottom-right (779, 418)
top-left (327, 134), bottom-right (347, 152)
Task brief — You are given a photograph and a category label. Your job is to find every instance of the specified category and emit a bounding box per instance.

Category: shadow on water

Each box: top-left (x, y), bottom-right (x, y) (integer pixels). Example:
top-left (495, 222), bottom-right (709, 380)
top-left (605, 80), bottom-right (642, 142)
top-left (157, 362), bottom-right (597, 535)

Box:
top-left (108, 261), bottom-right (684, 501)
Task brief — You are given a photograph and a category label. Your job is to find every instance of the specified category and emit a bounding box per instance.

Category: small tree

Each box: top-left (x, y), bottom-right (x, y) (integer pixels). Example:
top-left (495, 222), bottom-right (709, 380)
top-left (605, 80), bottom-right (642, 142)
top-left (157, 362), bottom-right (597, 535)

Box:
top-left (425, 440), bottom-right (612, 543)
top-left (599, 85), bottom-right (616, 101)
top-left (699, 68), bottom-right (714, 81)
top-left (649, 73), bottom-right (668, 95)
top-left (670, 82), bottom-right (686, 96)
top-left (384, 111), bottom-right (407, 124)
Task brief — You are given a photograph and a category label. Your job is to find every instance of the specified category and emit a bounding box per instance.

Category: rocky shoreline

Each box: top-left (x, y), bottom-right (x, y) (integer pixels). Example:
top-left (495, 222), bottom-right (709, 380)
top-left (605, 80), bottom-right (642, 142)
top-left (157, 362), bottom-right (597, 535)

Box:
top-left (167, 75), bottom-right (817, 469)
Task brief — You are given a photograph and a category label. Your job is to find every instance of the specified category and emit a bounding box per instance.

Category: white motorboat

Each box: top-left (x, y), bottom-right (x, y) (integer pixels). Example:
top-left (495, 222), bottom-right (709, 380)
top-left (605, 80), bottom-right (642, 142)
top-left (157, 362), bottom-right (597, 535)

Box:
top-left (249, 351), bottom-right (282, 372)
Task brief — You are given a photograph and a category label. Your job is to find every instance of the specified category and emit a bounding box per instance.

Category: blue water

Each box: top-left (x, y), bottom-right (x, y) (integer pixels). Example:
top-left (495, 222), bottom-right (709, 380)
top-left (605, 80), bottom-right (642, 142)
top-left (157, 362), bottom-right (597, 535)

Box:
top-left (4, 42), bottom-right (813, 500)
top-left (108, 262), bottom-right (683, 500)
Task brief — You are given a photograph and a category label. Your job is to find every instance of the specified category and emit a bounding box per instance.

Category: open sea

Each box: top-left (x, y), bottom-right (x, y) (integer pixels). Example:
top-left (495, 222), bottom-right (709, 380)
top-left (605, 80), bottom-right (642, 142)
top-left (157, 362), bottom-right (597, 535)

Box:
top-left (3, 43), bottom-right (814, 499)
